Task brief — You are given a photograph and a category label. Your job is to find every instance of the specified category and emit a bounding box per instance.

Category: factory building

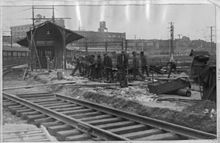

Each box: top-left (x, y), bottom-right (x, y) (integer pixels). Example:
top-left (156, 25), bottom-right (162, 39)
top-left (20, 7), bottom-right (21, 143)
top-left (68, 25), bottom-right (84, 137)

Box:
top-left (67, 21), bottom-right (126, 53)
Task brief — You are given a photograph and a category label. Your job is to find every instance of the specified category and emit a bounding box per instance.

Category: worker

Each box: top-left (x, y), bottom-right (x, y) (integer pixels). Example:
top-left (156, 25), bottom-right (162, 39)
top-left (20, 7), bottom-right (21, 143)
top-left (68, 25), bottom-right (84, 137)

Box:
top-left (140, 51), bottom-right (149, 77)
top-left (132, 51), bottom-right (145, 80)
top-left (70, 56), bottom-right (82, 76)
top-left (95, 54), bottom-right (102, 79)
top-left (117, 50), bottom-right (128, 87)
top-left (167, 55), bottom-right (177, 78)
top-left (80, 56), bottom-right (86, 76)
top-left (103, 53), bottom-right (113, 82)
top-left (84, 55), bottom-right (90, 77)
top-left (46, 55), bottom-right (51, 72)
top-left (89, 55), bottom-right (96, 80)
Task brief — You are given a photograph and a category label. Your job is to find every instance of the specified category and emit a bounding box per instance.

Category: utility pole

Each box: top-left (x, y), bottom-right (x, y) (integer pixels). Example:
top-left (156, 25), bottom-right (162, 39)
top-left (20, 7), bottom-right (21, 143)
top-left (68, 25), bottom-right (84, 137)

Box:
top-left (32, 5), bottom-right (35, 28)
top-left (210, 26), bottom-right (213, 49)
top-left (10, 30), bottom-right (13, 48)
top-left (169, 22), bottom-right (174, 59)
top-left (52, 5), bottom-right (55, 23)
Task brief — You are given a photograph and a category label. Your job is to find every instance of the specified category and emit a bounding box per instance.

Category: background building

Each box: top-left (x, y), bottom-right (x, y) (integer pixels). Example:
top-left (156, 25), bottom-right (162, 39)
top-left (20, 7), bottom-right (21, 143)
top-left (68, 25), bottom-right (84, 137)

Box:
top-left (67, 21), bottom-right (126, 53)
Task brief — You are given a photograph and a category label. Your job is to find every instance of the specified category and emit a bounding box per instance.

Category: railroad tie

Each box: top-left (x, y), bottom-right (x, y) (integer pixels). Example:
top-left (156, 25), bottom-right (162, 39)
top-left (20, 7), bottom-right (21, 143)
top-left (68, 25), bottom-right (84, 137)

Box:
top-left (137, 132), bottom-right (180, 140)
top-left (56, 129), bottom-right (82, 141)
top-left (96, 121), bottom-right (135, 130)
top-left (65, 134), bottom-right (91, 141)
top-left (33, 117), bottom-right (55, 126)
top-left (47, 124), bottom-right (73, 135)
top-left (122, 128), bottom-right (163, 139)
top-left (108, 124), bottom-right (148, 134)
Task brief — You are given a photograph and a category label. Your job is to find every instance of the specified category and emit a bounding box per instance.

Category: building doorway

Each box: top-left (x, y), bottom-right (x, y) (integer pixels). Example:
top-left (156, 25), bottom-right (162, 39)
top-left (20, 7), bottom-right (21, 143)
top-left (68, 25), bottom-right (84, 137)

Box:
top-left (37, 46), bottom-right (55, 68)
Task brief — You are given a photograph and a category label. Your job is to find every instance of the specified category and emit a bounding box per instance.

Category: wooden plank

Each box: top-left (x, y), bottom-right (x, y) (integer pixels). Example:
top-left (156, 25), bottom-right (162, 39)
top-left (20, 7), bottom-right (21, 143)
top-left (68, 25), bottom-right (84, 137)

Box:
top-left (37, 101), bottom-right (66, 106)
top-left (65, 134), bottom-right (91, 141)
top-left (61, 108), bottom-right (93, 115)
top-left (3, 81), bottom-right (76, 90)
top-left (47, 124), bottom-right (72, 133)
top-left (137, 132), bottom-right (179, 140)
top-left (71, 111), bottom-right (101, 118)
top-left (41, 121), bottom-right (62, 127)
top-left (86, 117), bottom-right (122, 125)
top-left (56, 129), bottom-right (81, 138)
top-left (3, 81), bottom-right (144, 91)
top-left (122, 129), bottom-right (163, 139)
top-left (32, 99), bottom-right (59, 103)
top-left (46, 104), bottom-right (76, 109)
top-left (97, 121), bottom-right (135, 129)
top-left (108, 124), bottom-right (147, 134)
top-left (54, 106), bottom-right (84, 112)
top-left (80, 114), bottom-right (112, 122)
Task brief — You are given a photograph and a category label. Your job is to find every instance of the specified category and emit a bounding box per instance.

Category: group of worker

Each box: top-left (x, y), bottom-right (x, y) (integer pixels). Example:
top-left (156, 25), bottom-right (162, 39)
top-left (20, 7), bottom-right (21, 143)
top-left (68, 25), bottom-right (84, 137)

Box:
top-left (70, 51), bottom-right (150, 87)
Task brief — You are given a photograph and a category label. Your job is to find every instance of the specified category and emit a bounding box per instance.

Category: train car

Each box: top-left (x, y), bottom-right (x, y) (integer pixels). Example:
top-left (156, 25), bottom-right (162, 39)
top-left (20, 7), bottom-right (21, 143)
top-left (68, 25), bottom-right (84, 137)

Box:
top-left (3, 46), bottom-right (29, 66)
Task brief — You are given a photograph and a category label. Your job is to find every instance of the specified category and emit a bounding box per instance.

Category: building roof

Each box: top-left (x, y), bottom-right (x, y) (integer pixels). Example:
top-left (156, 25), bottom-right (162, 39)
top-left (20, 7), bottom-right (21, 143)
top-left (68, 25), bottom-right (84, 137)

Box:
top-left (17, 21), bottom-right (84, 47)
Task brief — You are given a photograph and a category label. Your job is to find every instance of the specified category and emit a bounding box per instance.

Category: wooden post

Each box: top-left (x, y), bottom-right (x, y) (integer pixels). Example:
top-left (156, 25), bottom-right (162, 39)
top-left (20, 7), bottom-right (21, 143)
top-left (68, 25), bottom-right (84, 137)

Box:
top-left (85, 39), bottom-right (88, 53)
top-left (28, 31), bottom-right (33, 71)
top-left (62, 29), bottom-right (66, 69)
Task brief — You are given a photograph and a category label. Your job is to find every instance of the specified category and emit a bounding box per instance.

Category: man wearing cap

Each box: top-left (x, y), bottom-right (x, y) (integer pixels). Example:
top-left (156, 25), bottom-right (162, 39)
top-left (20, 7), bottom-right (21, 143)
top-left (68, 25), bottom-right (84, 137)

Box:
top-left (140, 51), bottom-right (149, 77)
top-left (103, 53), bottom-right (113, 82)
top-left (132, 51), bottom-right (145, 80)
top-left (117, 50), bottom-right (128, 87)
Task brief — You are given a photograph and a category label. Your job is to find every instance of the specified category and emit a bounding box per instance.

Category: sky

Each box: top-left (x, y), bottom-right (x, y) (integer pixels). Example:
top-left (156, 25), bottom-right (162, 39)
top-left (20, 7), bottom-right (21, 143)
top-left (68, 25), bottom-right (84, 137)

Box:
top-left (2, 4), bottom-right (216, 41)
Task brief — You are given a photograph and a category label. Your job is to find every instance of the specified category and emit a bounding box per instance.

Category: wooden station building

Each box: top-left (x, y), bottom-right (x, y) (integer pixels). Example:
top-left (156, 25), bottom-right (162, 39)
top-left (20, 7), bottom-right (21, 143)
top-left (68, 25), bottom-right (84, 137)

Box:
top-left (17, 21), bottom-right (84, 70)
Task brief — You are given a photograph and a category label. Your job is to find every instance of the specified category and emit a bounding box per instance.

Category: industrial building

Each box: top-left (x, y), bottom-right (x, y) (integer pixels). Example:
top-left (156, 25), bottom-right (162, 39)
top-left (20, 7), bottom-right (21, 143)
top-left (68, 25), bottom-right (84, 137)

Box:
top-left (68, 21), bottom-right (126, 53)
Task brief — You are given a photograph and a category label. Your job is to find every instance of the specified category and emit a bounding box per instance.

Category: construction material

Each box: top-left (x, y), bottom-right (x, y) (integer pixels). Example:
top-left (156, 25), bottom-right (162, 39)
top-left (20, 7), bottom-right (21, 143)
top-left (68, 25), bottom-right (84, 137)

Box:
top-left (57, 71), bottom-right (64, 80)
top-left (175, 89), bottom-right (191, 97)
top-left (3, 81), bottom-right (145, 91)
top-left (166, 89), bottom-right (191, 97)
top-left (148, 78), bottom-right (190, 95)
top-left (3, 81), bottom-right (76, 90)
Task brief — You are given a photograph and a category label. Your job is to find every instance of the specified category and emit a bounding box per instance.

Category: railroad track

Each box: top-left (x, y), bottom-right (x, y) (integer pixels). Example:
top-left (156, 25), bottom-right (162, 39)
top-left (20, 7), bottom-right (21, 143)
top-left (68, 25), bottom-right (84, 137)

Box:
top-left (3, 92), bottom-right (216, 141)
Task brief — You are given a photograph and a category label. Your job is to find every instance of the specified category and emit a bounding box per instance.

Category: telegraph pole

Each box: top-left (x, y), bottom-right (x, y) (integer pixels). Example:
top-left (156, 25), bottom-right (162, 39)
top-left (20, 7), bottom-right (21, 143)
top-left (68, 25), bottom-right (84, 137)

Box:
top-left (11, 30), bottom-right (13, 48)
top-left (169, 22), bottom-right (174, 59)
top-left (210, 26), bottom-right (213, 49)
top-left (32, 5), bottom-right (35, 28)
top-left (52, 5), bottom-right (55, 23)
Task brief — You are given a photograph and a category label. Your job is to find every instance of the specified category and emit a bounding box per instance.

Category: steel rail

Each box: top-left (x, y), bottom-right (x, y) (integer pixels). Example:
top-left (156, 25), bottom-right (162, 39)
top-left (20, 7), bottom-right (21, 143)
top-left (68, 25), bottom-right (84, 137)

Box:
top-left (3, 92), bottom-right (129, 141)
top-left (55, 93), bottom-right (216, 139)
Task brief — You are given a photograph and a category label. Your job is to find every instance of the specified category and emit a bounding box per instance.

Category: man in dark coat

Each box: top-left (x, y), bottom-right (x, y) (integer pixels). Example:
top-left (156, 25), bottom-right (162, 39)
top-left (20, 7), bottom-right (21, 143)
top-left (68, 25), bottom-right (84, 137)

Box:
top-left (117, 50), bottom-right (128, 87)
top-left (89, 55), bottom-right (96, 80)
top-left (140, 51), bottom-right (149, 77)
top-left (132, 51), bottom-right (145, 80)
top-left (167, 56), bottom-right (177, 78)
top-left (95, 54), bottom-right (102, 79)
top-left (103, 53), bottom-right (113, 82)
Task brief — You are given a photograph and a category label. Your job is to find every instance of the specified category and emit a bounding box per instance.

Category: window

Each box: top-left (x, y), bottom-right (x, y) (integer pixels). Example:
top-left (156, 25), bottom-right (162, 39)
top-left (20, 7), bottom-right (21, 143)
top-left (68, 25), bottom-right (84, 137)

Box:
top-left (7, 52), bottom-right (12, 56)
top-left (17, 52), bottom-right (21, 57)
top-left (13, 51), bottom-right (17, 57)
top-left (22, 52), bottom-right (26, 57)
top-left (3, 52), bottom-right (7, 56)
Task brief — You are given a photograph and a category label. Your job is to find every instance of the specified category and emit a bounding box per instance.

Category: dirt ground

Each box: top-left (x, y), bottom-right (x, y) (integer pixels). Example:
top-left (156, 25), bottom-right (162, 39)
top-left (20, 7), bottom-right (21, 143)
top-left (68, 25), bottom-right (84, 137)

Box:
top-left (3, 69), bottom-right (217, 134)
top-left (3, 70), bottom-right (50, 124)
